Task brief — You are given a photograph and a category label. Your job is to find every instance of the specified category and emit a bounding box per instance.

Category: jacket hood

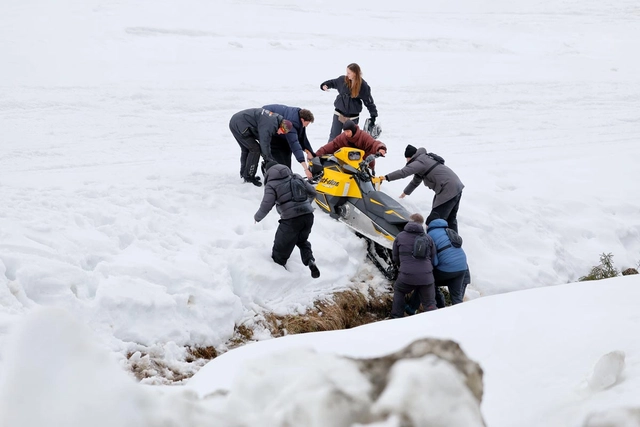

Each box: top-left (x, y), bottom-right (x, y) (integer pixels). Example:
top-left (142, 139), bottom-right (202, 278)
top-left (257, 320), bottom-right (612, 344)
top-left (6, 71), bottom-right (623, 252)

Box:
top-left (414, 147), bottom-right (427, 157)
top-left (404, 221), bottom-right (425, 234)
top-left (406, 147), bottom-right (427, 163)
top-left (427, 218), bottom-right (449, 229)
top-left (264, 164), bottom-right (291, 183)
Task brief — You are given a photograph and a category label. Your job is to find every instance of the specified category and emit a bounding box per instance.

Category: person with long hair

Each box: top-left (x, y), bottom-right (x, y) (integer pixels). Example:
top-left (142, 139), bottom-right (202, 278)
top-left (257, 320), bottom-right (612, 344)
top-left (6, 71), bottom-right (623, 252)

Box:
top-left (320, 63), bottom-right (378, 141)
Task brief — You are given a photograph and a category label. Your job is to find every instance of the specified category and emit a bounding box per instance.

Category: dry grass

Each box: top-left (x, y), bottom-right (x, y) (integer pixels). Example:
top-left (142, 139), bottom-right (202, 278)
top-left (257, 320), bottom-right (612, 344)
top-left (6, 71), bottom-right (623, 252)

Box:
top-left (188, 346), bottom-right (218, 360)
top-left (126, 286), bottom-right (393, 383)
top-left (263, 288), bottom-right (393, 338)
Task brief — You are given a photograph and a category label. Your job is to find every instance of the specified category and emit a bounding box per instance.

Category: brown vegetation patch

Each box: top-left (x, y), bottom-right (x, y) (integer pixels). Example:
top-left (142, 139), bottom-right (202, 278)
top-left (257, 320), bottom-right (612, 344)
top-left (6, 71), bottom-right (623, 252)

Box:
top-left (188, 346), bottom-right (218, 360)
top-left (127, 350), bottom-right (192, 383)
top-left (264, 288), bottom-right (393, 337)
top-left (125, 286), bottom-right (393, 383)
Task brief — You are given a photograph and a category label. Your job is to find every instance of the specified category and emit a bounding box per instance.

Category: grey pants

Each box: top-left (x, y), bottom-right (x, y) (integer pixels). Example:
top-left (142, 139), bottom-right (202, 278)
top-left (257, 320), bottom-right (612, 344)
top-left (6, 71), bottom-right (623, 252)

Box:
top-left (328, 112), bottom-right (359, 142)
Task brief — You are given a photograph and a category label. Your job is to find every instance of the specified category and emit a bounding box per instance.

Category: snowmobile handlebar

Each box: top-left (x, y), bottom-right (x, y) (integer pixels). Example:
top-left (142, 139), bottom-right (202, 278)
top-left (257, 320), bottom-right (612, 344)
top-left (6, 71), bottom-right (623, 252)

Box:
top-left (363, 152), bottom-right (383, 165)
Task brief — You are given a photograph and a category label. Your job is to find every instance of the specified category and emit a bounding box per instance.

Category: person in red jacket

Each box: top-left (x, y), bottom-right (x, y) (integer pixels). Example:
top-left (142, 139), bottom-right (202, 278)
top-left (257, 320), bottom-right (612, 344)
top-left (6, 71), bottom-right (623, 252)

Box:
top-left (313, 120), bottom-right (387, 173)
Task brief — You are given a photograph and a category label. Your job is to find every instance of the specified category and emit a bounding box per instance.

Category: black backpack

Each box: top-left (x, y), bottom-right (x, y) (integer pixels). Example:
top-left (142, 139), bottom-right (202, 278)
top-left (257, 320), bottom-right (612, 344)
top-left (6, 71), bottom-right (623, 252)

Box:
top-left (427, 152), bottom-right (445, 165)
top-left (431, 226), bottom-right (463, 253)
top-left (412, 233), bottom-right (430, 259)
top-left (423, 152), bottom-right (446, 177)
top-left (290, 174), bottom-right (308, 202)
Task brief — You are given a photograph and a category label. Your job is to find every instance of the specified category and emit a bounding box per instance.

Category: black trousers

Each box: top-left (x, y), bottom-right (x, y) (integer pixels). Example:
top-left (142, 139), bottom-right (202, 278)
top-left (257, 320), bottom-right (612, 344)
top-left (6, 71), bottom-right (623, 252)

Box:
top-left (391, 281), bottom-right (436, 318)
top-left (229, 121), bottom-right (262, 179)
top-left (272, 213), bottom-right (315, 266)
top-left (410, 268), bottom-right (468, 310)
top-left (270, 136), bottom-right (293, 169)
top-left (430, 192), bottom-right (462, 232)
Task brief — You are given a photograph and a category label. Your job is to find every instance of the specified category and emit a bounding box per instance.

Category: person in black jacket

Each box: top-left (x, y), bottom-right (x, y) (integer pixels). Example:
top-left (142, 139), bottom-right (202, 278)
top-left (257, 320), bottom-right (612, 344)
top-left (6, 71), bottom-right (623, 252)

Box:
top-left (390, 213), bottom-right (438, 318)
top-left (229, 108), bottom-right (293, 187)
top-left (254, 161), bottom-right (320, 278)
top-left (321, 63), bottom-right (378, 142)
top-left (262, 104), bottom-right (315, 179)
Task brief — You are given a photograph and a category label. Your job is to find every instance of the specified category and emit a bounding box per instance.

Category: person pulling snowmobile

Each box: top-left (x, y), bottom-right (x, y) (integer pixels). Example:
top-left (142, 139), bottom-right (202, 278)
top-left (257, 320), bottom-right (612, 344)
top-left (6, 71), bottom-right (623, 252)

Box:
top-left (310, 147), bottom-right (411, 279)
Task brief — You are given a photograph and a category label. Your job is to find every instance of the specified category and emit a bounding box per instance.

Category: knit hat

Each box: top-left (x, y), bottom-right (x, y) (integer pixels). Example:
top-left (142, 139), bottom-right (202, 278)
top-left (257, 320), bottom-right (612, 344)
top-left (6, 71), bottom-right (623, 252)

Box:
top-left (404, 144), bottom-right (417, 158)
top-left (264, 161), bottom-right (279, 172)
top-left (342, 120), bottom-right (357, 135)
top-left (280, 119), bottom-right (293, 133)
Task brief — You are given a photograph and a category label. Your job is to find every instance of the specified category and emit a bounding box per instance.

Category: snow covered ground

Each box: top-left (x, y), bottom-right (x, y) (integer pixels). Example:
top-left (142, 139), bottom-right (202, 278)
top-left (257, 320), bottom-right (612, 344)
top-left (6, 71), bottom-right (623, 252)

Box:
top-left (1, 0), bottom-right (640, 425)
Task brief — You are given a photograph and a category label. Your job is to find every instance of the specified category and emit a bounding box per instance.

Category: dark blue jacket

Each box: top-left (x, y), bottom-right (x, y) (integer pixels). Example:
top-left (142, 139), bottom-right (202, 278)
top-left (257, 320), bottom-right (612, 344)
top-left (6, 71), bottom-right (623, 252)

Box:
top-left (320, 76), bottom-right (378, 118)
top-left (392, 221), bottom-right (438, 286)
top-left (427, 218), bottom-right (467, 273)
top-left (263, 104), bottom-right (314, 162)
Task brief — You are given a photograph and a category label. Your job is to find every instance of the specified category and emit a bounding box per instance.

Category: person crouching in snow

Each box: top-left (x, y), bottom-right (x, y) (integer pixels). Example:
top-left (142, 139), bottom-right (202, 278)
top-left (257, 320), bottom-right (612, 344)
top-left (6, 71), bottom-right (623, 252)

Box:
top-left (254, 161), bottom-right (320, 278)
top-left (390, 213), bottom-right (438, 318)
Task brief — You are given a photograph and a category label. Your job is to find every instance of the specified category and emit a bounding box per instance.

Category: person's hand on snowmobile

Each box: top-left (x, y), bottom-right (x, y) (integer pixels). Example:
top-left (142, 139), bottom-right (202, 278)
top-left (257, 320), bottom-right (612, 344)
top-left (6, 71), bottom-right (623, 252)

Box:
top-left (300, 161), bottom-right (314, 180)
top-left (304, 169), bottom-right (313, 180)
top-left (377, 147), bottom-right (386, 157)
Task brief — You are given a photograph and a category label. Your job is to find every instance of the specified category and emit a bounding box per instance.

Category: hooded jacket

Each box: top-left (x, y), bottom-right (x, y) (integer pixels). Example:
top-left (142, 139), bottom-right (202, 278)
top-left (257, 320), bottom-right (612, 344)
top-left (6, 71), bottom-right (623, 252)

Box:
top-left (254, 164), bottom-right (317, 222)
top-left (385, 147), bottom-right (464, 208)
top-left (262, 104), bottom-right (315, 161)
top-left (427, 218), bottom-right (468, 273)
top-left (314, 125), bottom-right (386, 170)
top-left (229, 108), bottom-right (287, 160)
top-left (320, 76), bottom-right (378, 118)
top-left (392, 221), bottom-right (438, 286)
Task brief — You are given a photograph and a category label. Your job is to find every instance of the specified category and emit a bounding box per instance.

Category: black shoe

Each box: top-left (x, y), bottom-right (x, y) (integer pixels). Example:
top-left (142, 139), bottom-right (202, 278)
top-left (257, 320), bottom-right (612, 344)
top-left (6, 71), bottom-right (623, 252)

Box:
top-left (243, 176), bottom-right (262, 187)
top-left (308, 260), bottom-right (320, 278)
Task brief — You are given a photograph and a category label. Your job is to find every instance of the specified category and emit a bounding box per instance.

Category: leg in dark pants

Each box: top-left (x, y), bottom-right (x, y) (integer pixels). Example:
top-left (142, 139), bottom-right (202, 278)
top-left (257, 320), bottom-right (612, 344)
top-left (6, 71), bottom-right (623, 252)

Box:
top-left (272, 214), bottom-right (315, 267)
top-left (435, 287), bottom-right (446, 308)
top-left (393, 283), bottom-right (436, 318)
top-left (270, 136), bottom-right (293, 169)
top-left (434, 269), bottom-right (467, 305)
top-left (430, 192), bottom-right (462, 232)
top-left (416, 284), bottom-right (437, 312)
top-left (229, 123), bottom-right (261, 179)
top-left (391, 281), bottom-right (417, 318)
top-left (294, 214), bottom-right (314, 265)
top-left (408, 285), bottom-right (440, 311)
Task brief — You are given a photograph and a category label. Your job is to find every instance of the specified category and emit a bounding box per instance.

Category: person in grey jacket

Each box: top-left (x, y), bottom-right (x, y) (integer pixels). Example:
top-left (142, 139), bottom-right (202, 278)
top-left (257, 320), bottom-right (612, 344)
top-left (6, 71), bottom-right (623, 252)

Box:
top-left (254, 161), bottom-right (320, 278)
top-left (229, 108), bottom-right (293, 187)
top-left (390, 213), bottom-right (438, 318)
top-left (321, 63), bottom-right (378, 142)
top-left (379, 144), bottom-right (465, 232)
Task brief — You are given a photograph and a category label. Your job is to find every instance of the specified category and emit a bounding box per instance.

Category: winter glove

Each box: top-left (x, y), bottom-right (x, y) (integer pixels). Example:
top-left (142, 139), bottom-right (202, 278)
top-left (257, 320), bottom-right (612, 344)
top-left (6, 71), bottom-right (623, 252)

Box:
top-left (370, 116), bottom-right (376, 126)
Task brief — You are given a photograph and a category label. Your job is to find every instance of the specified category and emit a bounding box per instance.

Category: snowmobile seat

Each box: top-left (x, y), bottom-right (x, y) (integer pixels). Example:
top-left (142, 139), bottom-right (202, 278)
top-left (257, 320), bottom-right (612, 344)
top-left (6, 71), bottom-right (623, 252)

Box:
top-left (362, 191), bottom-right (410, 225)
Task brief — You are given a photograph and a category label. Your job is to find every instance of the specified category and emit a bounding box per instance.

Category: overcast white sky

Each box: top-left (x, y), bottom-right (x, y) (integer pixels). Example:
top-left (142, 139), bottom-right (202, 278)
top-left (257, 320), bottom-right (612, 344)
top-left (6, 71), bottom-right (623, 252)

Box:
top-left (1, 0), bottom-right (639, 425)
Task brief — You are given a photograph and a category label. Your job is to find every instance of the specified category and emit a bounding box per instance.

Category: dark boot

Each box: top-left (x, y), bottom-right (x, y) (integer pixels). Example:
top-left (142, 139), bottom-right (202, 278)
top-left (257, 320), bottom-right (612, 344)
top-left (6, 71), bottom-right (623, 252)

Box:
top-left (243, 176), bottom-right (262, 187)
top-left (308, 260), bottom-right (320, 278)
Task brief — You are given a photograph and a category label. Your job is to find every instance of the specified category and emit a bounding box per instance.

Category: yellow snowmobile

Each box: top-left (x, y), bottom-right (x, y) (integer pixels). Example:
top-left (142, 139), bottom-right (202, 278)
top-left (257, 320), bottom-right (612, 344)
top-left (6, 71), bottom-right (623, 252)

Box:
top-left (310, 147), bottom-right (411, 279)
